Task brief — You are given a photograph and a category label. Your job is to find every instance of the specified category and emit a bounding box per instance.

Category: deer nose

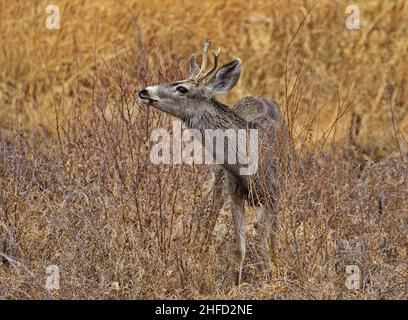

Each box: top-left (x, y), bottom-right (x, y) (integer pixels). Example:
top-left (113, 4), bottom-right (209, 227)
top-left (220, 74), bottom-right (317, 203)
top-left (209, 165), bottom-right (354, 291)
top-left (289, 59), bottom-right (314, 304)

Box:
top-left (138, 89), bottom-right (149, 99)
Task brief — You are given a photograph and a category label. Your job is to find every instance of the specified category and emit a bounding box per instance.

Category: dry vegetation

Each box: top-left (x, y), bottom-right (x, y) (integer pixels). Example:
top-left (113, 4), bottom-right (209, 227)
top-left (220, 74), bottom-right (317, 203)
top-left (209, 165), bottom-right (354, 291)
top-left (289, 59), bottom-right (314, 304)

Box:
top-left (0, 0), bottom-right (407, 299)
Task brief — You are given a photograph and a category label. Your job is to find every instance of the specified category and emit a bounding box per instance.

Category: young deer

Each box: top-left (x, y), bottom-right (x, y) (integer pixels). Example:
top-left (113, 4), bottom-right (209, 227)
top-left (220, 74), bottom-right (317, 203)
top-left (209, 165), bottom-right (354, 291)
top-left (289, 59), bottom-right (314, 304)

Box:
top-left (139, 39), bottom-right (292, 284)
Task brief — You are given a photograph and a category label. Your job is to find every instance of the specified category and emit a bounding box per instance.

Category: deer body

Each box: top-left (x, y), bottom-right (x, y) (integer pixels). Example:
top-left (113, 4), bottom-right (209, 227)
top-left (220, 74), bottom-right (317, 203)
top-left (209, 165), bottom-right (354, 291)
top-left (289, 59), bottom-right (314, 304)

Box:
top-left (139, 39), bottom-right (291, 284)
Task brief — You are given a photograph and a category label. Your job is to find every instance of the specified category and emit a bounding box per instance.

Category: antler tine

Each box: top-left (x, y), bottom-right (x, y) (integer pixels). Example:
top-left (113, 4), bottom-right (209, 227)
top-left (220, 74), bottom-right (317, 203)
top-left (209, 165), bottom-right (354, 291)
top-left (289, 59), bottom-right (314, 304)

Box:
top-left (195, 38), bottom-right (211, 80)
top-left (202, 47), bottom-right (221, 82)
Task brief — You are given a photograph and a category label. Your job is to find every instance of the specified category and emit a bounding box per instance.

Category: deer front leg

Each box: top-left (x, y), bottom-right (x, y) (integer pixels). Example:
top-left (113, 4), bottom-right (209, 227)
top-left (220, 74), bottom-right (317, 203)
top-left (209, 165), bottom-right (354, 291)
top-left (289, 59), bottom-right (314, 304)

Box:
top-left (212, 167), bottom-right (225, 212)
top-left (231, 195), bottom-right (245, 285)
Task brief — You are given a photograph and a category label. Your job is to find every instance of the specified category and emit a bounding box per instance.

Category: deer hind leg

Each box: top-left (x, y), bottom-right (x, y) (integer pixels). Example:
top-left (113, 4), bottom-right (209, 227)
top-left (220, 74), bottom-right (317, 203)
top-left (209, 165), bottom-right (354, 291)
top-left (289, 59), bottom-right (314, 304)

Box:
top-left (255, 204), bottom-right (277, 271)
top-left (231, 195), bottom-right (245, 285)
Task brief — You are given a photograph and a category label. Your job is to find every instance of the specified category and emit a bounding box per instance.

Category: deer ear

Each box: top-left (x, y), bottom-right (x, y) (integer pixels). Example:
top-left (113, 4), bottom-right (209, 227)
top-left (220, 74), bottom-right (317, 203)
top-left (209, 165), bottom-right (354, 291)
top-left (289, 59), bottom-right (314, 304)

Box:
top-left (206, 58), bottom-right (241, 93)
top-left (188, 54), bottom-right (200, 78)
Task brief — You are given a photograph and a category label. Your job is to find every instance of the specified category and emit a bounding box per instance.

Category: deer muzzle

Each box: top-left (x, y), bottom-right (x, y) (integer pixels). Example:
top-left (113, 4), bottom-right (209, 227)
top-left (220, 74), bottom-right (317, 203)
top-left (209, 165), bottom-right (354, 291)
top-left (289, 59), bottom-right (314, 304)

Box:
top-left (138, 87), bottom-right (158, 104)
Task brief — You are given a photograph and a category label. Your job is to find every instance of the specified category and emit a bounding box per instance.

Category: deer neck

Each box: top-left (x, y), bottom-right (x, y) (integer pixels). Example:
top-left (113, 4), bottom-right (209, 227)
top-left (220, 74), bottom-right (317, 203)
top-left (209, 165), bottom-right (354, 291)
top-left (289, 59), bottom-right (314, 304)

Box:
top-left (184, 98), bottom-right (252, 182)
top-left (185, 98), bottom-right (248, 131)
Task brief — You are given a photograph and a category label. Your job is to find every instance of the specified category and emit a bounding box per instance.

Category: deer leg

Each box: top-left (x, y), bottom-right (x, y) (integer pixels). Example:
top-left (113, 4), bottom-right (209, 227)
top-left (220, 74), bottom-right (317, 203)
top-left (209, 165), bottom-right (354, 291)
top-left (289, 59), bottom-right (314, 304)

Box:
top-left (212, 167), bottom-right (225, 212)
top-left (255, 204), bottom-right (277, 272)
top-left (231, 195), bottom-right (245, 285)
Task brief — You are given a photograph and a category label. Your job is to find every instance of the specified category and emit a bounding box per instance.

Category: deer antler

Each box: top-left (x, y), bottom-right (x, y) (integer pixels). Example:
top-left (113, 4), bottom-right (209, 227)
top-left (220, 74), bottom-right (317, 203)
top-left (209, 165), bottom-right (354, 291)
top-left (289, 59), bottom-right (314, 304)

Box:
top-left (202, 47), bottom-right (221, 82)
top-left (196, 38), bottom-right (211, 79)
top-left (191, 38), bottom-right (221, 83)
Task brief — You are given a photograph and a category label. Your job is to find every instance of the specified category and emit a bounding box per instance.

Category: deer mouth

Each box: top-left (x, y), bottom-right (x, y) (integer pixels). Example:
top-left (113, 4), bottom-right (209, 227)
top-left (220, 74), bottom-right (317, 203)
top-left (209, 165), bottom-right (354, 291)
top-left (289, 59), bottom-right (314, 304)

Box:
top-left (138, 89), bottom-right (159, 105)
top-left (140, 97), bottom-right (158, 105)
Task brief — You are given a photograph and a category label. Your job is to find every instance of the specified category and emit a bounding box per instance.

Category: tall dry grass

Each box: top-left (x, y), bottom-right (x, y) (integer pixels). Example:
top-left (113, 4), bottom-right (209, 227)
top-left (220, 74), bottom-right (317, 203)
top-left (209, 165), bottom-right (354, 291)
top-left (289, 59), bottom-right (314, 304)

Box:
top-left (1, 0), bottom-right (407, 153)
top-left (0, 0), bottom-right (407, 299)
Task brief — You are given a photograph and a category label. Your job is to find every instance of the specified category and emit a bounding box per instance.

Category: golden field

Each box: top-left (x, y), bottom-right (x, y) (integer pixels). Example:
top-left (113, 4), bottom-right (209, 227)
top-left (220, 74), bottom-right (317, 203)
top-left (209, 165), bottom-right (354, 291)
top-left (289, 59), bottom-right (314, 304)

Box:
top-left (0, 0), bottom-right (407, 299)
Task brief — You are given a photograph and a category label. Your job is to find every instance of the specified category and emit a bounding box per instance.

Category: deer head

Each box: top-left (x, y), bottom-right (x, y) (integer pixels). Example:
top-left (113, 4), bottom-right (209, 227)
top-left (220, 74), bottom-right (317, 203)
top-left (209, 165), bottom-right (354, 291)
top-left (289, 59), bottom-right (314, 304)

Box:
top-left (138, 38), bottom-right (241, 120)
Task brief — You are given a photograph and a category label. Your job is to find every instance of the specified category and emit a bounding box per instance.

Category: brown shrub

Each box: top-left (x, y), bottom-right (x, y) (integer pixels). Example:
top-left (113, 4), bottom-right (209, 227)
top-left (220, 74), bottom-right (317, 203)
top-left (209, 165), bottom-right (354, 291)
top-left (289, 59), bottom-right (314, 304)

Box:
top-left (1, 37), bottom-right (407, 299)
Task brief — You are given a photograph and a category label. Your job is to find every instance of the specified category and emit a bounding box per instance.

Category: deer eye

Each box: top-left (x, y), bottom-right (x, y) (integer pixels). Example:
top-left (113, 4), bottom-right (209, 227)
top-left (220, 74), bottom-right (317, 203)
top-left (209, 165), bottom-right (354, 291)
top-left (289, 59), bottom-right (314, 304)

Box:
top-left (176, 86), bottom-right (189, 95)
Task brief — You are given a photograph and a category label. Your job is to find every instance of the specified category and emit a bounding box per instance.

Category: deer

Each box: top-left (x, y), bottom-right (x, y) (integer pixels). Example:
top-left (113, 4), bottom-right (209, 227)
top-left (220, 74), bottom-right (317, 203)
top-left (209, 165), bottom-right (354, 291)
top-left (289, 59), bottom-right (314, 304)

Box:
top-left (138, 38), bottom-right (292, 285)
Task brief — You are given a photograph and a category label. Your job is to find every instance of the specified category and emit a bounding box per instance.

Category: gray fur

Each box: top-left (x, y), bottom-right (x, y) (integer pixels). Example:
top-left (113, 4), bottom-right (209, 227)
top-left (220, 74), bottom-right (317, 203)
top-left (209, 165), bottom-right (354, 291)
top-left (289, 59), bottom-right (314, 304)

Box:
top-left (139, 58), bottom-right (292, 284)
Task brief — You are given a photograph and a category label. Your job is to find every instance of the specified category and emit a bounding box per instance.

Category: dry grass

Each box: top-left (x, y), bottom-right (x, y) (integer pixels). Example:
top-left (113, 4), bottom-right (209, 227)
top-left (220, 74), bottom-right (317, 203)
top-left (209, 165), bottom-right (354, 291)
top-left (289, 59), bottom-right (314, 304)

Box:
top-left (0, 0), bottom-right (407, 299)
